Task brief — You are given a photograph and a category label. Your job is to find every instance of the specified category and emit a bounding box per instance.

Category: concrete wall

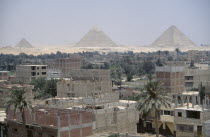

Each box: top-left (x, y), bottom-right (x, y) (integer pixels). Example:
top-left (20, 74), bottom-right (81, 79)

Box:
top-left (57, 80), bottom-right (112, 97)
top-left (93, 106), bottom-right (139, 134)
top-left (203, 120), bottom-right (210, 137)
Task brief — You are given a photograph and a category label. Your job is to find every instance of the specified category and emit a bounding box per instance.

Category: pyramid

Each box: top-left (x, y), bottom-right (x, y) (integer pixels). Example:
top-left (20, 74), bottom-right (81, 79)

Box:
top-left (151, 25), bottom-right (196, 48)
top-left (76, 27), bottom-right (117, 47)
top-left (15, 38), bottom-right (33, 48)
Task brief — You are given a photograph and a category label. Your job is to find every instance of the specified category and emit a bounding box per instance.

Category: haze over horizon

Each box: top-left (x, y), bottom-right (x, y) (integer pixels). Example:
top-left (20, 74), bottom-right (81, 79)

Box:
top-left (0, 0), bottom-right (210, 47)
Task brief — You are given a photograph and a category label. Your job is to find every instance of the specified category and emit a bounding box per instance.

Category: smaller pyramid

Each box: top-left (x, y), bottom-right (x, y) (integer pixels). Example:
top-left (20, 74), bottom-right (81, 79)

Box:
top-left (76, 27), bottom-right (117, 47)
top-left (15, 38), bottom-right (33, 48)
top-left (151, 25), bottom-right (196, 48)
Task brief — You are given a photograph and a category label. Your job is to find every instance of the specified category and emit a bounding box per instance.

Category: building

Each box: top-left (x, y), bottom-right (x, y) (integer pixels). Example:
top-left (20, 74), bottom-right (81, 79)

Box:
top-left (6, 106), bottom-right (93, 137)
top-left (0, 71), bottom-right (9, 81)
top-left (187, 50), bottom-right (208, 63)
top-left (0, 82), bottom-right (34, 107)
top-left (185, 68), bottom-right (210, 91)
top-left (156, 62), bottom-right (185, 94)
top-left (138, 91), bottom-right (210, 137)
top-left (57, 69), bottom-right (112, 98)
top-left (203, 120), bottom-right (210, 137)
top-left (173, 92), bottom-right (210, 137)
top-left (16, 65), bottom-right (48, 83)
top-left (42, 91), bottom-right (139, 135)
top-left (47, 57), bottom-right (82, 78)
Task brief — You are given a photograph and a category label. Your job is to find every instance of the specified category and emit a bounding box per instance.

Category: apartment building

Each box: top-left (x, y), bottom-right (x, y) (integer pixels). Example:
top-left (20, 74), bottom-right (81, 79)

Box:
top-left (16, 65), bottom-right (48, 83)
top-left (156, 64), bottom-right (185, 94)
top-left (174, 92), bottom-right (210, 137)
top-left (185, 68), bottom-right (210, 90)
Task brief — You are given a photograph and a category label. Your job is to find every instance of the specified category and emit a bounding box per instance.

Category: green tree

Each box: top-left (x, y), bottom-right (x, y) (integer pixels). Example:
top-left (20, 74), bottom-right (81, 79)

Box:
top-left (4, 87), bottom-right (33, 136)
top-left (127, 73), bottom-right (133, 81)
top-left (175, 48), bottom-right (181, 61)
top-left (136, 81), bottom-right (171, 137)
top-left (44, 79), bottom-right (58, 97)
top-left (199, 82), bottom-right (205, 104)
top-left (111, 65), bottom-right (123, 86)
top-left (30, 77), bottom-right (46, 91)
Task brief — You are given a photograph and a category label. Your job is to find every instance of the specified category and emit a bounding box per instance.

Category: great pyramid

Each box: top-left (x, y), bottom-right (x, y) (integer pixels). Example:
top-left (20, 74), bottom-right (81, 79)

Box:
top-left (76, 27), bottom-right (117, 47)
top-left (151, 25), bottom-right (196, 48)
top-left (15, 38), bottom-right (34, 48)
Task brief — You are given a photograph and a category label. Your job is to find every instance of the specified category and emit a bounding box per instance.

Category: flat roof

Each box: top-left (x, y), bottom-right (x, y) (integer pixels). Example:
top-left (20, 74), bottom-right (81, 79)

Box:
top-left (19, 65), bottom-right (47, 66)
top-left (175, 104), bottom-right (207, 111)
top-left (0, 71), bottom-right (9, 72)
top-left (182, 91), bottom-right (199, 95)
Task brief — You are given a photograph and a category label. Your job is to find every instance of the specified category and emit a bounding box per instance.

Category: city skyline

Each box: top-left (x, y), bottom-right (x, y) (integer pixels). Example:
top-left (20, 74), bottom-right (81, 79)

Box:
top-left (0, 0), bottom-right (210, 46)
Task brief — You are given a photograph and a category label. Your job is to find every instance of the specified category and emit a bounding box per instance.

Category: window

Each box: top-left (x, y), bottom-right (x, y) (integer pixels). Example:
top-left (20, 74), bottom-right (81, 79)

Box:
top-left (37, 67), bottom-right (39, 69)
top-left (178, 112), bottom-right (182, 117)
top-left (13, 128), bottom-right (18, 132)
top-left (42, 72), bottom-right (46, 75)
top-left (67, 93), bottom-right (75, 97)
top-left (31, 66), bottom-right (36, 70)
top-left (45, 101), bottom-right (49, 104)
top-left (164, 110), bottom-right (171, 115)
top-left (177, 124), bottom-right (193, 132)
top-left (37, 73), bottom-right (39, 75)
top-left (186, 110), bottom-right (200, 119)
top-left (42, 66), bottom-right (47, 69)
top-left (31, 72), bottom-right (36, 76)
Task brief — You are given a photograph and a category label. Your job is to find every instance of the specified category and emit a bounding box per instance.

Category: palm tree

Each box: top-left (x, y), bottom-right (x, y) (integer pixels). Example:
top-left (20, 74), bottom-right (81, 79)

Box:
top-left (175, 48), bottom-right (181, 61)
top-left (136, 81), bottom-right (171, 137)
top-left (5, 87), bottom-right (33, 135)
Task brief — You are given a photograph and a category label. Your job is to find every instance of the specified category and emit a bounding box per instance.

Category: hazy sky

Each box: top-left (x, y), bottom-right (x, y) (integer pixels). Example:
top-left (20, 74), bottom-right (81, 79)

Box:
top-left (0, 0), bottom-right (209, 47)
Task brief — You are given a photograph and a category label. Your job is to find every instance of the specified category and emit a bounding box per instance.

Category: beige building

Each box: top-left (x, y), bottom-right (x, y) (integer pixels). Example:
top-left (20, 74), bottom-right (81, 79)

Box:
top-left (0, 82), bottom-right (34, 107)
top-left (57, 69), bottom-right (112, 97)
top-left (16, 65), bottom-right (48, 83)
top-left (187, 50), bottom-right (208, 63)
top-left (185, 68), bottom-right (210, 97)
top-left (0, 71), bottom-right (9, 81)
top-left (173, 92), bottom-right (210, 137)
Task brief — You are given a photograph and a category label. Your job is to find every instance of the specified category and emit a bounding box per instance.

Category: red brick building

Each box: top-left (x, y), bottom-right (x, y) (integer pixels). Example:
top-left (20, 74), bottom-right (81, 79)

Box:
top-left (6, 107), bottom-right (92, 137)
top-left (156, 65), bottom-right (185, 94)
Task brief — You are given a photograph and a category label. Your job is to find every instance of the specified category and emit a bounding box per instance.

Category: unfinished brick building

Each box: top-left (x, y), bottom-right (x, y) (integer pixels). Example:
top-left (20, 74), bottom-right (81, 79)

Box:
top-left (6, 106), bottom-right (93, 137)
top-left (156, 63), bottom-right (185, 94)
top-left (47, 57), bottom-right (83, 78)
top-left (57, 69), bottom-right (112, 97)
